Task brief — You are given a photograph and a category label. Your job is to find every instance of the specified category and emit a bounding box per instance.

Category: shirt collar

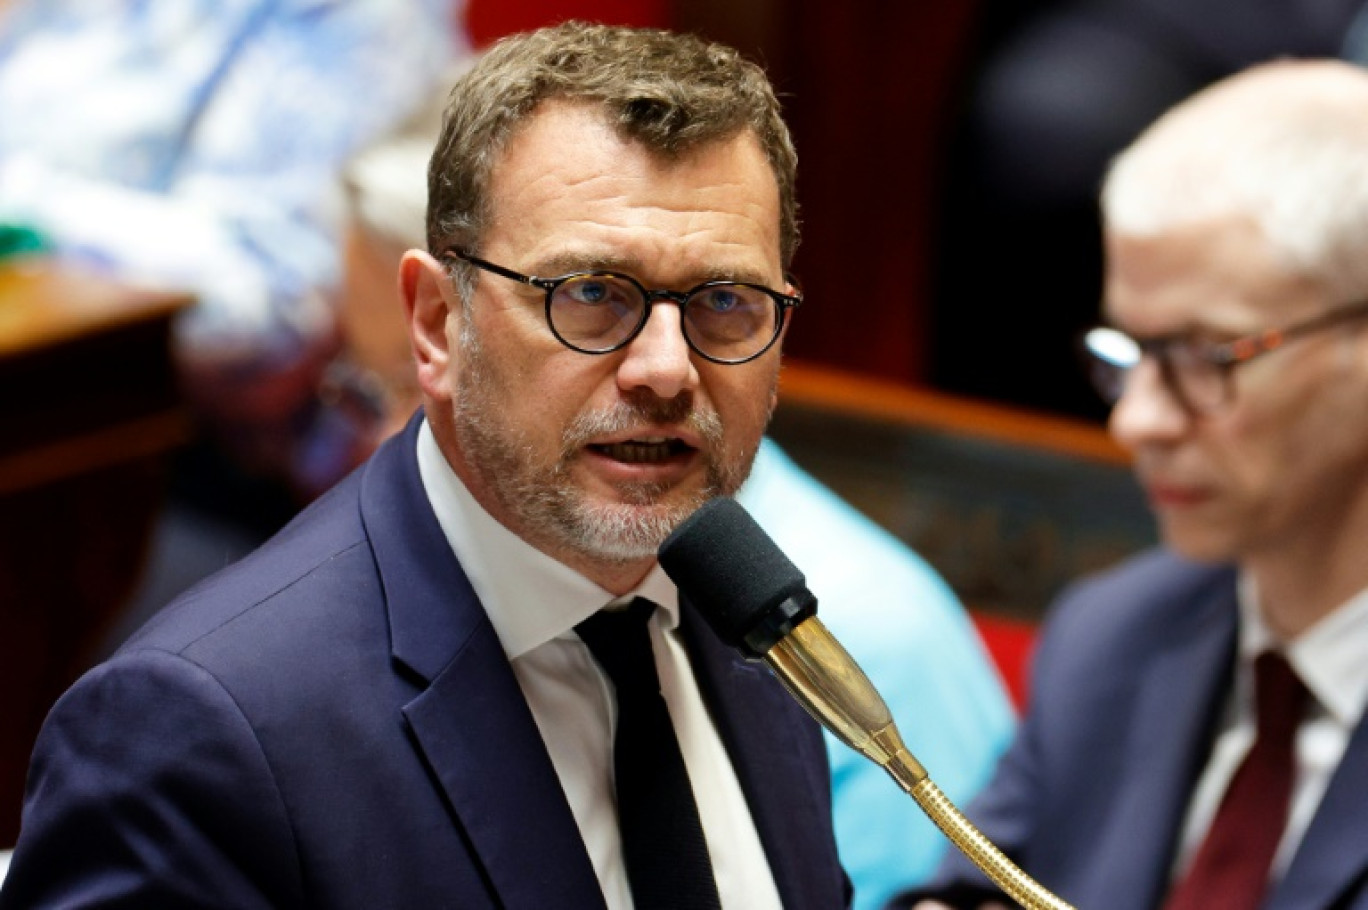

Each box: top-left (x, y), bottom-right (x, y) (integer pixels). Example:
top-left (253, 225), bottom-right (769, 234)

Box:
top-left (1238, 573), bottom-right (1368, 726)
top-left (416, 418), bottom-right (680, 660)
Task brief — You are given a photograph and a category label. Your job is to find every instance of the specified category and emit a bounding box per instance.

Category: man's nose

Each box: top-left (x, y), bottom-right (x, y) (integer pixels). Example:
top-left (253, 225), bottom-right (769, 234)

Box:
top-left (615, 303), bottom-right (699, 400)
top-left (1109, 358), bottom-right (1191, 450)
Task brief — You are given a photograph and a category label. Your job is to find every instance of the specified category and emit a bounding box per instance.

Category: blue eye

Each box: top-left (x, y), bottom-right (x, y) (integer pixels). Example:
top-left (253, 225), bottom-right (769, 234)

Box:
top-left (696, 287), bottom-right (741, 313)
top-left (568, 279), bottom-right (610, 304)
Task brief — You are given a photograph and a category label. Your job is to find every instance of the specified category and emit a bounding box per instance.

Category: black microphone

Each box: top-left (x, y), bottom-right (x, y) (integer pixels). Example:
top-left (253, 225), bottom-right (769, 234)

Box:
top-left (658, 496), bottom-right (924, 779)
top-left (658, 497), bottom-right (1075, 910)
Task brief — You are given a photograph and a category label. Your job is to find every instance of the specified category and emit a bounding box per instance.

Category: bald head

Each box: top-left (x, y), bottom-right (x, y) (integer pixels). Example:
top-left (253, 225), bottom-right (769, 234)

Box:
top-left (1102, 60), bottom-right (1368, 299)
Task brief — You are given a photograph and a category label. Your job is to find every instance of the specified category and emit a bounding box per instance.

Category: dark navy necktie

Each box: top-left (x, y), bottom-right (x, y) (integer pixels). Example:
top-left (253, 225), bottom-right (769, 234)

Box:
top-left (576, 598), bottom-right (723, 910)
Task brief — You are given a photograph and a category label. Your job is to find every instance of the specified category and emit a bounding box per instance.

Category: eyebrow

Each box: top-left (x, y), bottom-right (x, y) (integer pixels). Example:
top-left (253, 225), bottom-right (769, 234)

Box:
top-left (530, 251), bottom-right (776, 289)
top-left (1101, 315), bottom-right (1246, 343)
top-left (531, 251), bottom-right (643, 277)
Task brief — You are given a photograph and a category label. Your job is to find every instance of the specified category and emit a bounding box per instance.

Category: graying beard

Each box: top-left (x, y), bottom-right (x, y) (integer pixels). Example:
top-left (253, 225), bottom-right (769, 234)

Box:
top-left (452, 333), bottom-right (743, 564)
top-left (527, 402), bottom-right (736, 562)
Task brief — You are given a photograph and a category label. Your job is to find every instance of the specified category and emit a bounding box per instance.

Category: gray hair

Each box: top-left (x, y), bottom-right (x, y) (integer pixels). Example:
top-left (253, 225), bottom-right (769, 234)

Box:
top-left (1102, 59), bottom-right (1368, 301)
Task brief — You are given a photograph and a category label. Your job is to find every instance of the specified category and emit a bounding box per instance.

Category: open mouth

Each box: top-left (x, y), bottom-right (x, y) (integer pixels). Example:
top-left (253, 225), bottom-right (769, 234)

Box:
top-left (588, 437), bottom-right (694, 464)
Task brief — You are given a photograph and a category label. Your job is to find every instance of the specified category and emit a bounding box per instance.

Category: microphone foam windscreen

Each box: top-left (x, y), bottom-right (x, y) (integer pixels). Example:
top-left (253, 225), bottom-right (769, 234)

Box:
top-left (658, 497), bottom-right (815, 654)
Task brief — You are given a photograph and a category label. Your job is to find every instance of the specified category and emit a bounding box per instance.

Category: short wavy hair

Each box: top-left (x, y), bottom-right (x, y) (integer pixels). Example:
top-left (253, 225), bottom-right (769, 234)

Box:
top-left (426, 21), bottom-right (800, 268)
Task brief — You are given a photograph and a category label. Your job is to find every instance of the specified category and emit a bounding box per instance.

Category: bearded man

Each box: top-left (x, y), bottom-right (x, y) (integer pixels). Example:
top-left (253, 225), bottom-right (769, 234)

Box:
top-left (0, 23), bottom-right (849, 910)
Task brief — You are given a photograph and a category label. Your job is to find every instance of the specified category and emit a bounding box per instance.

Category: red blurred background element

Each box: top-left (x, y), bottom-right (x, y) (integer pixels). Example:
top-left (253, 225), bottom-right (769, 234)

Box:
top-left (465, 0), bottom-right (668, 48)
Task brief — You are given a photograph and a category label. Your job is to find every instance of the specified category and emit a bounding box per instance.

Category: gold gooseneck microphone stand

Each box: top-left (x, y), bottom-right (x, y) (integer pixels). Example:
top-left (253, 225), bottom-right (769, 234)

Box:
top-left (766, 616), bottom-right (1076, 910)
top-left (657, 497), bottom-right (1075, 909)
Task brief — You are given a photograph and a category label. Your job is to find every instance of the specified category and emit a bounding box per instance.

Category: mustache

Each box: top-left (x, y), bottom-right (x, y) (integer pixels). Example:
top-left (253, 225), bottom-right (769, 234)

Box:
top-left (562, 392), bottom-right (723, 452)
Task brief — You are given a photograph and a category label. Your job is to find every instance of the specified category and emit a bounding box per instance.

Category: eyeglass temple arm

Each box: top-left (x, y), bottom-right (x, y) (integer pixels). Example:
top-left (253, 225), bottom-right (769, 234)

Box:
top-left (444, 249), bottom-right (553, 290)
top-left (1220, 298), bottom-right (1368, 363)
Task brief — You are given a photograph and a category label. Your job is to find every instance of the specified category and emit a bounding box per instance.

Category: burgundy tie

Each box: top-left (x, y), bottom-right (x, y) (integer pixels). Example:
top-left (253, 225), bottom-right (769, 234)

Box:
top-left (1163, 651), bottom-right (1308, 910)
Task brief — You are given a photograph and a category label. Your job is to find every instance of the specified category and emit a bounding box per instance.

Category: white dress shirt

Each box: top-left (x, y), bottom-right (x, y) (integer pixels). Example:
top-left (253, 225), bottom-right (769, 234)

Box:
top-left (1169, 575), bottom-right (1368, 883)
top-left (416, 420), bottom-right (783, 910)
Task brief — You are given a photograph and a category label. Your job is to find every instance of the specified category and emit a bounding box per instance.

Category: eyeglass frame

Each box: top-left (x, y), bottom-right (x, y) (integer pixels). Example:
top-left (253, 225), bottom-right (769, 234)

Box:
top-left (1082, 297), bottom-right (1368, 414)
top-left (441, 248), bottom-right (802, 365)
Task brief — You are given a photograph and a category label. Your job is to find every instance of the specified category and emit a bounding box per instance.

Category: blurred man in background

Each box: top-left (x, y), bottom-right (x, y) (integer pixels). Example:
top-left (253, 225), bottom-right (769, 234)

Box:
top-left (900, 58), bottom-right (1368, 910)
top-left (0, 0), bottom-right (469, 663)
top-left (0, 0), bottom-right (462, 516)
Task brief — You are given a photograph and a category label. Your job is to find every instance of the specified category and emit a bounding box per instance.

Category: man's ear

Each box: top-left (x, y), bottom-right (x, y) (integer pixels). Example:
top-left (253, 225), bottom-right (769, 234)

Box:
top-left (399, 250), bottom-right (458, 401)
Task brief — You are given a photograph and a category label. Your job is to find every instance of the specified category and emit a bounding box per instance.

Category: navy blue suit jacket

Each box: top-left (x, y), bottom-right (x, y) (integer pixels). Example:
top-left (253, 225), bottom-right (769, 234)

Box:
top-left (1, 419), bottom-right (849, 909)
top-left (898, 549), bottom-right (1368, 910)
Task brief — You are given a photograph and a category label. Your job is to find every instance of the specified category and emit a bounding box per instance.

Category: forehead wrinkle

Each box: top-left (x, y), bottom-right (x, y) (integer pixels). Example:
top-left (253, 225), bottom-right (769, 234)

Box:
top-left (490, 122), bottom-right (782, 286)
top-left (677, 234), bottom-right (775, 286)
top-left (488, 164), bottom-right (631, 235)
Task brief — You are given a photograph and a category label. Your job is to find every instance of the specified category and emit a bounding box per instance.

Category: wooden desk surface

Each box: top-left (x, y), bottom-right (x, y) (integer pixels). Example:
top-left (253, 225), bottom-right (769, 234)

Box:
top-left (0, 260), bottom-right (190, 357)
top-left (778, 359), bottom-right (1129, 465)
top-left (0, 261), bottom-right (193, 494)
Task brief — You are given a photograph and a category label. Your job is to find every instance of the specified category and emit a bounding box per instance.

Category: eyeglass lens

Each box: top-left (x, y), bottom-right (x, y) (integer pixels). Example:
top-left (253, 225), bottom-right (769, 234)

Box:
top-left (550, 274), bottom-right (779, 362)
top-left (1159, 344), bottom-right (1228, 411)
top-left (1082, 328), bottom-right (1228, 413)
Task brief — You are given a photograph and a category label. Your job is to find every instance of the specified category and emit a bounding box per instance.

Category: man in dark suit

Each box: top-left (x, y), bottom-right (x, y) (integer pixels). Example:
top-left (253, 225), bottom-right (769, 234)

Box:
top-left (0, 23), bottom-right (848, 909)
top-left (900, 59), bottom-right (1368, 910)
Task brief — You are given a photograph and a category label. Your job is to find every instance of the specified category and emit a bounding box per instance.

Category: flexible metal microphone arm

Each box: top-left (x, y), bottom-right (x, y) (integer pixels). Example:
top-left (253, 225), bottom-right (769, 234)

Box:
top-left (766, 616), bottom-right (1076, 910)
top-left (657, 497), bottom-right (1075, 909)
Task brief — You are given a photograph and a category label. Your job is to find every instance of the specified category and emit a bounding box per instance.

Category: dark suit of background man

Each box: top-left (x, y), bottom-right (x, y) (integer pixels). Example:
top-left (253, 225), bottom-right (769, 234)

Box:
top-left (0, 22), bottom-right (849, 909)
top-left (901, 58), bottom-right (1368, 910)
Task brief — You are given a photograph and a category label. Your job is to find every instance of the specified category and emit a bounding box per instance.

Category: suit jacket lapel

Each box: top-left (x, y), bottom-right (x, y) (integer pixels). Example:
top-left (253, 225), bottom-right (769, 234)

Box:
top-left (1084, 582), bottom-right (1238, 910)
top-left (1270, 704), bottom-right (1368, 908)
top-left (402, 623), bottom-right (607, 910)
top-left (360, 422), bottom-right (605, 910)
top-left (680, 601), bottom-right (846, 910)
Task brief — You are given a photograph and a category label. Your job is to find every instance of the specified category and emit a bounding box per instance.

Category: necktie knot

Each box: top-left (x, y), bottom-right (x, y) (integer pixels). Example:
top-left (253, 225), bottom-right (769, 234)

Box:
top-left (1254, 650), bottom-right (1307, 743)
top-left (575, 597), bottom-right (660, 701)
